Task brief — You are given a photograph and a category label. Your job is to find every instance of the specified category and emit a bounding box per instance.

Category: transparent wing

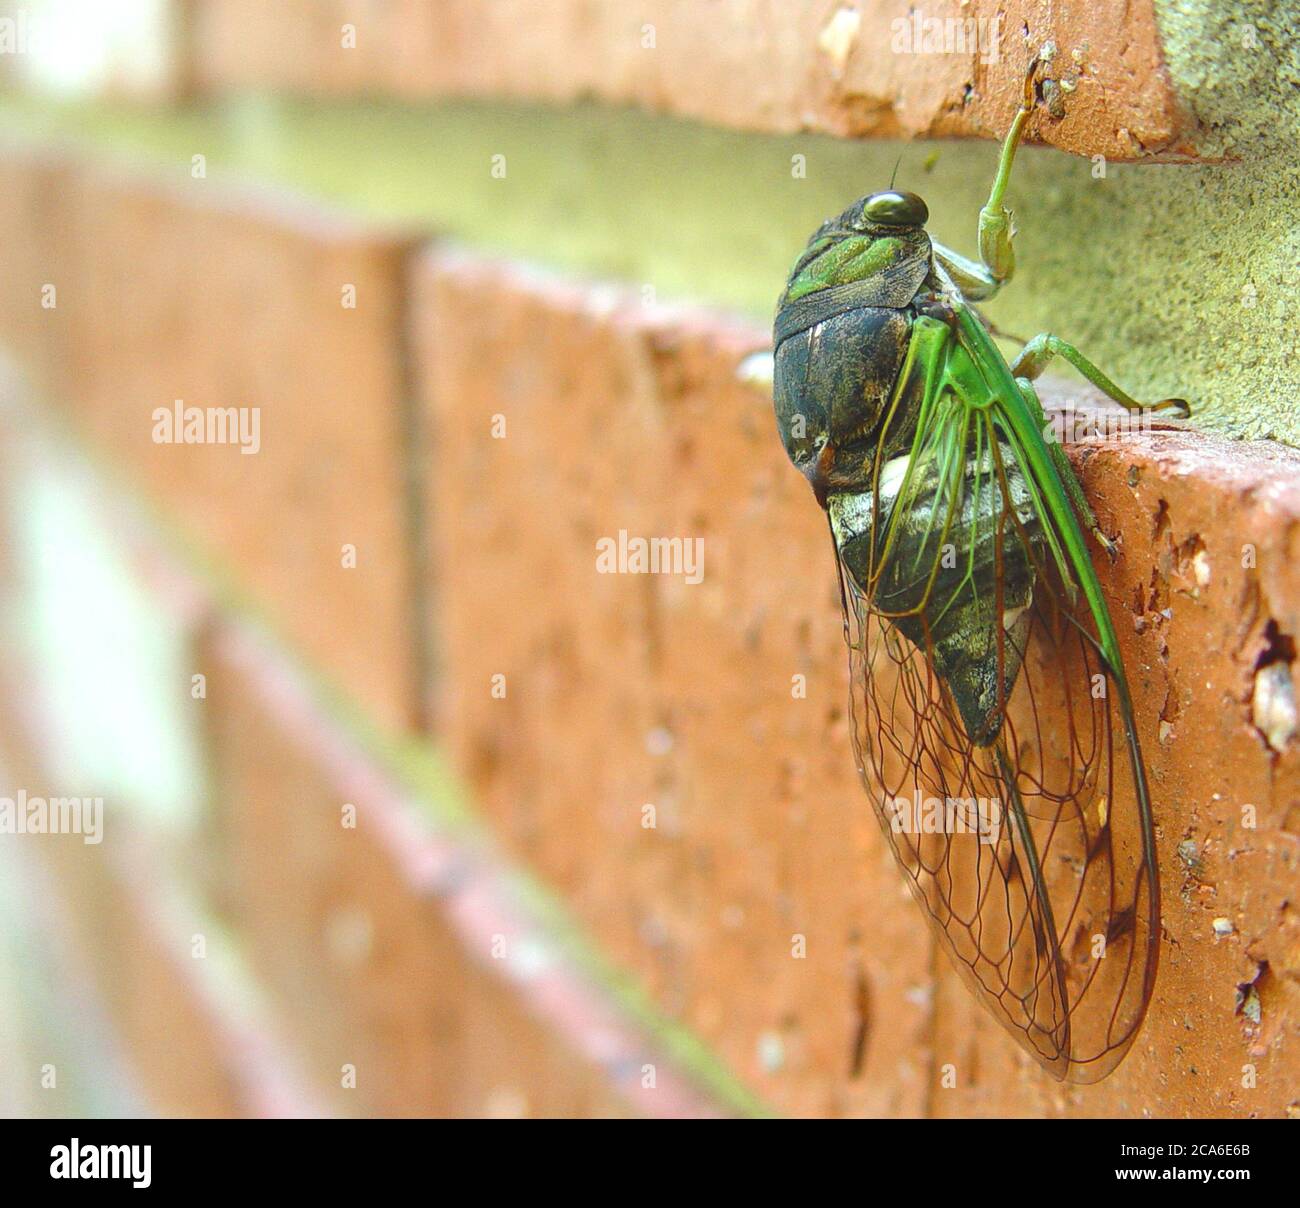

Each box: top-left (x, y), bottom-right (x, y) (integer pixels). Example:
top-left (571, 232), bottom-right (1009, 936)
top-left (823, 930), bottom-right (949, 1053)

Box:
top-left (838, 403), bottom-right (1159, 1083)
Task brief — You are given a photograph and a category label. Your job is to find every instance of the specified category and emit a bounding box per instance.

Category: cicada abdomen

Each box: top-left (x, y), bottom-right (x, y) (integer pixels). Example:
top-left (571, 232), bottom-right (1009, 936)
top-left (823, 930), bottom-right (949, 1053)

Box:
top-left (828, 437), bottom-right (1045, 747)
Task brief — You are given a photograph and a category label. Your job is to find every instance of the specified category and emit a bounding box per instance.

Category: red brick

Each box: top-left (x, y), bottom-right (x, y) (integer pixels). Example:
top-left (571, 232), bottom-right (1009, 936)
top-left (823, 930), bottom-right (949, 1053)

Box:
top-left (0, 150), bottom-right (73, 397)
top-left (415, 248), bottom-right (1300, 1116)
top-left (199, 617), bottom-right (737, 1117)
top-left (0, 495), bottom-right (320, 1117)
top-left (192, 0), bottom-right (1201, 160)
top-left (34, 835), bottom-right (332, 1118)
top-left (0, 693), bottom-right (294, 1116)
top-left (415, 249), bottom-right (934, 1117)
top-left (0, 374), bottom-right (744, 1119)
top-left (0, 148), bottom-right (423, 734)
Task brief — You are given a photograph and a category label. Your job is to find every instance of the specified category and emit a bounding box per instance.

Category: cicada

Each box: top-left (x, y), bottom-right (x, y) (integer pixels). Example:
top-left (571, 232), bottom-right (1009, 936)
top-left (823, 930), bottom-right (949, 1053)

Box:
top-left (771, 63), bottom-right (1186, 1082)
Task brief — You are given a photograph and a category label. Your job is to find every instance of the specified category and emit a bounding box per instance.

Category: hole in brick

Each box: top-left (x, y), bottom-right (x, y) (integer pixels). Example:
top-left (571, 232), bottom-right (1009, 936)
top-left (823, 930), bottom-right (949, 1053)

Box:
top-left (1235, 960), bottom-right (1270, 1025)
top-left (1251, 621), bottom-right (1297, 753)
top-left (1152, 497), bottom-right (1172, 542)
top-left (1254, 620), bottom-right (1297, 672)
top-left (849, 963), bottom-right (871, 1078)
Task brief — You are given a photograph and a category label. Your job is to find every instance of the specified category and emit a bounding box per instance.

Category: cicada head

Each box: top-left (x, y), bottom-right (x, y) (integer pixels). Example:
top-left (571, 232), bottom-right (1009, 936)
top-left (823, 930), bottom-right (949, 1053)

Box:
top-left (857, 189), bottom-right (929, 230)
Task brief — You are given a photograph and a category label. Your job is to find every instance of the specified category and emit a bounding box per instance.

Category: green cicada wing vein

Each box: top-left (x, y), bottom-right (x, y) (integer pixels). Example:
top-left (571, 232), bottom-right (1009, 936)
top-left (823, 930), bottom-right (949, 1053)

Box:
top-left (837, 344), bottom-right (1159, 1084)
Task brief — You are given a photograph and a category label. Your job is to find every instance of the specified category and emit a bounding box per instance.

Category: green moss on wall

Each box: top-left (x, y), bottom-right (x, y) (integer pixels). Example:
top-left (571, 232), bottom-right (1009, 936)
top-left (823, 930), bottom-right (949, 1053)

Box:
top-left (2, 0), bottom-right (1295, 442)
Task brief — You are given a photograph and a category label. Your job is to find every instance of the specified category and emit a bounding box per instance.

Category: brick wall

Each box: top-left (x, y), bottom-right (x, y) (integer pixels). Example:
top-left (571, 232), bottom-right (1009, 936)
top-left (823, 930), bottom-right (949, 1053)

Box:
top-left (190, 0), bottom-right (1200, 159)
top-left (0, 1), bottom-right (1295, 1118)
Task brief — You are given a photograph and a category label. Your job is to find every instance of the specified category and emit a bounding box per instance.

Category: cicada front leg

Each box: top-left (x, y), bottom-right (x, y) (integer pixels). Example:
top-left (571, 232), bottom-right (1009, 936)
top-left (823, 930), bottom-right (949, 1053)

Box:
top-left (932, 58), bottom-right (1041, 301)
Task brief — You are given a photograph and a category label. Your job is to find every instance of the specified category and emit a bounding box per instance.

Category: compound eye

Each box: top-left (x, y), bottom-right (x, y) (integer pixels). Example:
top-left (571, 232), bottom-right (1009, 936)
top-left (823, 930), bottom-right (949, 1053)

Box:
top-left (862, 190), bottom-right (929, 228)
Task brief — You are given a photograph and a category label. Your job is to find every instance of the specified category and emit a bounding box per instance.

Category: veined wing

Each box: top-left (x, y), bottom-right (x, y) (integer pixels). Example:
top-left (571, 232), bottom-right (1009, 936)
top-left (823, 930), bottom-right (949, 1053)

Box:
top-left (833, 320), bottom-right (1159, 1083)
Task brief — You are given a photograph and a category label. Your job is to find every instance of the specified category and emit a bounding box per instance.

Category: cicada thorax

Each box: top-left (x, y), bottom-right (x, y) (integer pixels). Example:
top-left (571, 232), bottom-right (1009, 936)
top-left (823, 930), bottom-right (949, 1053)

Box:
top-left (828, 434), bottom-right (1046, 747)
top-left (771, 213), bottom-right (932, 501)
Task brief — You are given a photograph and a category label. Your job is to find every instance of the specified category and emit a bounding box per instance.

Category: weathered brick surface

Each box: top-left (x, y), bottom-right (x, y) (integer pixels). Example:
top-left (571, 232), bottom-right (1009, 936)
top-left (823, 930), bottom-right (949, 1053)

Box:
top-left (931, 429), bottom-right (1300, 1118)
top-left (193, 0), bottom-right (1200, 160)
top-left (198, 619), bottom-right (673, 1118)
top-left (0, 150), bottom-right (72, 398)
top-left (0, 147), bottom-right (422, 735)
top-left (32, 839), bottom-right (265, 1118)
top-left (416, 248), bottom-right (1300, 1117)
top-left (0, 384), bottom-right (723, 1119)
top-left (0, 809), bottom-right (327, 1118)
top-left (416, 250), bottom-right (933, 1117)
top-left (0, 456), bottom-right (320, 1117)
top-left (0, 698), bottom-right (247, 1116)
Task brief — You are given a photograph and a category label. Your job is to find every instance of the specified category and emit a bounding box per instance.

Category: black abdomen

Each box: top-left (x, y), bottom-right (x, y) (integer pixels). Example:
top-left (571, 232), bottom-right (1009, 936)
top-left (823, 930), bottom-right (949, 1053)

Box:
top-left (773, 305), bottom-right (911, 492)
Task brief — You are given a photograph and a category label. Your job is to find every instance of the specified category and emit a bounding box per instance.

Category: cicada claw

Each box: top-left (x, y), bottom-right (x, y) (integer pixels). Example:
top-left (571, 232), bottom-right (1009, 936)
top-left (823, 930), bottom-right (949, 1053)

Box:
top-left (1093, 528), bottom-right (1121, 562)
top-left (1021, 54), bottom-right (1042, 111)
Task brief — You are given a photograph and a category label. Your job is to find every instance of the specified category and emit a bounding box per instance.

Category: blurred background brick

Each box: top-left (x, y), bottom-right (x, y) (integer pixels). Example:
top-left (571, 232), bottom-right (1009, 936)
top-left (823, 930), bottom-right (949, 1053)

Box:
top-left (415, 250), bottom-right (933, 1116)
top-left (199, 622), bottom-right (640, 1118)
top-left (0, 149), bottom-right (425, 735)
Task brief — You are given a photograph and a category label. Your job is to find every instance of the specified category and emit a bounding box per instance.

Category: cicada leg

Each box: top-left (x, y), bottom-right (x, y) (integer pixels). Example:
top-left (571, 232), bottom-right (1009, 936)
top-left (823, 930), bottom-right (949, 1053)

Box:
top-left (932, 58), bottom-right (1041, 301)
top-left (1012, 333), bottom-right (1190, 417)
top-left (1016, 376), bottom-right (1118, 558)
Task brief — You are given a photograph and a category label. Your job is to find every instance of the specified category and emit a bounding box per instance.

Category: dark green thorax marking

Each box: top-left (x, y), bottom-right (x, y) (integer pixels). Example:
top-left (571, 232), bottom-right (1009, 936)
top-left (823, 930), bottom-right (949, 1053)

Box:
top-left (778, 201), bottom-right (933, 315)
top-left (782, 231), bottom-right (926, 304)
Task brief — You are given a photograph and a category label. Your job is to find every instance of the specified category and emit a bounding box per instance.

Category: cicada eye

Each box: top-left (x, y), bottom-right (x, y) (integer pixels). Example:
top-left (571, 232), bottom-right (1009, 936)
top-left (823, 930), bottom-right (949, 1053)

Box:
top-left (862, 190), bottom-right (929, 228)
